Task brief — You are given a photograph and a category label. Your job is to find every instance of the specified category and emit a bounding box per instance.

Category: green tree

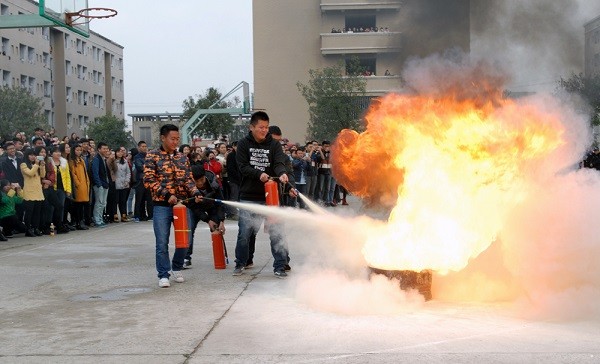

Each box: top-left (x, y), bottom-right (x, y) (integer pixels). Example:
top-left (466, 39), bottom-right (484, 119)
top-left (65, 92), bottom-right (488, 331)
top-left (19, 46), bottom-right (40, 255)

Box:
top-left (182, 87), bottom-right (236, 140)
top-left (297, 59), bottom-right (367, 141)
top-left (86, 115), bottom-right (134, 150)
top-left (558, 72), bottom-right (600, 126)
top-left (0, 86), bottom-right (46, 140)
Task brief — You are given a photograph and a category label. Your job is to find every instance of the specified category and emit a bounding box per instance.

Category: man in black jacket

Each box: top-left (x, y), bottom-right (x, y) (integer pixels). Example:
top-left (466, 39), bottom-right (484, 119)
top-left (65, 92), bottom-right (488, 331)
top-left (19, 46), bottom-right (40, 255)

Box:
top-left (184, 165), bottom-right (225, 269)
top-left (233, 111), bottom-right (294, 278)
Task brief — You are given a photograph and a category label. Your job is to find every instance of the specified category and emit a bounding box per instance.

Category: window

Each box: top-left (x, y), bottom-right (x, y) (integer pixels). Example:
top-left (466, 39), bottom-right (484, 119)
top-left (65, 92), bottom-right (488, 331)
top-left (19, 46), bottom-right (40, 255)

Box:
top-left (345, 14), bottom-right (376, 31)
top-left (78, 90), bottom-right (84, 105)
top-left (65, 60), bottom-right (72, 75)
top-left (44, 81), bottom-right (51, 97)
top-left (20, 74), bottom-right (27, 88)
top-left (99, 95), bottom-right (104, 109)
top-left (64, 34), bottom-right (70, 49)
top-left (118, 57), bottom-right (123, 70)
top-left (79, 115), bottom-right (85, 127)
top-left (0, 4), bottom-right (9, 15)
top-left (76, 39), bottom-right (83, 53)
top-left (43, 52), bottom-right (50, 67)
top-left (346, 56), bottom-right (376, 76)
top-left (19, 44), bottom-right (26, 61)
top-left (77, 64), bottom-right (83, 79)
top-left (67, 113), bottom-right (73, 128)
top-left (140, 127), bottom-right (151, 143)
top-left (1, 38), bottom-right (8, 55)
top-left (27, 47), bottom-right (34, 63)
top-left (83, 91), bottom-right (88, 105)
top-left (2, 70), bottom-right (10, 87)
top-left (28, 77), bottom-right (35, 94)
top-left (82, 66), bottom-right (87, 80)
top-left (41, 27), bottom-right (49, 40)
top-left (66, 87), bottom-right (72, 102)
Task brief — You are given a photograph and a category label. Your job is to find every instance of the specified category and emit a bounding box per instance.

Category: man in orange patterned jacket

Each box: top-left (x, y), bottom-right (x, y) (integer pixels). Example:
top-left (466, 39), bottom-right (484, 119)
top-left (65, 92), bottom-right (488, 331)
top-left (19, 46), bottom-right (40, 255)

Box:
top-left (144, 124), bottom-right (202, 288)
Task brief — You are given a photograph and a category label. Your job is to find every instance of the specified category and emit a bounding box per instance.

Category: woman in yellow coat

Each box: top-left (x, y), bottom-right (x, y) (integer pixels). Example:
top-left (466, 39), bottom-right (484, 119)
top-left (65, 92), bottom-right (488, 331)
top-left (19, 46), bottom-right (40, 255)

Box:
top-left (49, 145), bottom-right (72, 234)
top-left (20, 148), bottom-right (46, 237)
top-left (68, 144), bottom-right (90, 230)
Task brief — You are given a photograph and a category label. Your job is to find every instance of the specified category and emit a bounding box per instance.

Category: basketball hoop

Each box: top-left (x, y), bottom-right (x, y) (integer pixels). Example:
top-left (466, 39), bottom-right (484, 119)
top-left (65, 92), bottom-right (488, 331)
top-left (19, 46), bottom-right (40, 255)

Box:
top-left (65, 7), bottom-right (117, 26)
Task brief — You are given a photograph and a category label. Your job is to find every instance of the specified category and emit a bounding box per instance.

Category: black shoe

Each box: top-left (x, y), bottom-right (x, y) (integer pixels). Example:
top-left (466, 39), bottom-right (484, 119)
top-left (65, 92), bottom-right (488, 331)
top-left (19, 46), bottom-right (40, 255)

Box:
top-left (4, 232), bottom-right (13, 238)
top-left (245, 260), bottom-right (254, 268)
top-left (0, 232), bottom-right (7, 241)
top-left (76, 224), bottom-right (89, 230)
top-left (41, 229), bottom-right (51, 235)
top-left (57, 226), bottom-right (70, 234)
top-left (67, 224), bottom-right (76, 231)
top-left (25, 229), bottom-right (36, 237)
top-left (34, 229), bottom-right (43, 236)
top-left (274, 269), bottom-right (288, 278)
top-left (284, 264), bottom-right (291, 272)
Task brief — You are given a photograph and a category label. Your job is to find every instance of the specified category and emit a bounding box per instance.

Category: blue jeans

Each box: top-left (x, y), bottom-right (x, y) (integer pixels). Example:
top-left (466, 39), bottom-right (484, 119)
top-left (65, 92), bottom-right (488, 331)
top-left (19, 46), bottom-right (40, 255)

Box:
top-left (92, 186), bottom-right (108, 225)
top-left (234, 200), bottom-right (288, 271)
top-left (185, 212), bottom-right (201, 261)
top-left (153, 205), bottom-right (190, 279)
top-left (327, 177), bottom-right (337, 204)
top-left (317, 174), bottom-right (332, 203)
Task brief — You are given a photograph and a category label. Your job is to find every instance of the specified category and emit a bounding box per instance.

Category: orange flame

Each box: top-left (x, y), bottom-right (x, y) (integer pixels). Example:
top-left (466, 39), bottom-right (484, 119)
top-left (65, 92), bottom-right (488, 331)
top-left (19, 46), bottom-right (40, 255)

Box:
top-left (332, 89), bottom-right (565, 273)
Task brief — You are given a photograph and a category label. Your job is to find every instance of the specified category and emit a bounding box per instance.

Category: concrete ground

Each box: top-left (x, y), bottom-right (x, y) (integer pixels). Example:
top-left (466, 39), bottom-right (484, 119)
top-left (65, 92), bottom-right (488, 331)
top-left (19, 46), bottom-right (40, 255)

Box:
top-left (1, 198), bottom-right (599, 363)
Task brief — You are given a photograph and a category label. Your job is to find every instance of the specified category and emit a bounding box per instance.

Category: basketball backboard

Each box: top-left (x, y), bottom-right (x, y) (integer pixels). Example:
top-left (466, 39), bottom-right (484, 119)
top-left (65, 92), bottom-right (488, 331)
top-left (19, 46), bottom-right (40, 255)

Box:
top-left (39, 0), bottom-right (90, 37)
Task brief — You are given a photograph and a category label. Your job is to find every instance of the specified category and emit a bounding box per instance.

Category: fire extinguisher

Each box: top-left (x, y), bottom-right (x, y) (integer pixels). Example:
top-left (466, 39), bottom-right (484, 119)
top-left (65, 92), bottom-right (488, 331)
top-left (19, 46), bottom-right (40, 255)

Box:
top-left (264, 179), bottom-right (280, 233)
top-left (172, 203), bottom-right (190, 249)
top-left (264, 179), bottom-right (280, 206)
top-left (211, 230), bottom-right (227, 269)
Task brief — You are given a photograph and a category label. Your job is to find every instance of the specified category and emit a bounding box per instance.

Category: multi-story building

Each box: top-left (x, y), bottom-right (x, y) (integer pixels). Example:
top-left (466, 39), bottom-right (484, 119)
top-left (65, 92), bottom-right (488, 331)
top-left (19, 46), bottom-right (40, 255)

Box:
top-left (585, 14), bottom-right (600, 77)
top-left (253, 0), bottom-right (470, 143)
top-left (0, 0), bottom-right (124, 138)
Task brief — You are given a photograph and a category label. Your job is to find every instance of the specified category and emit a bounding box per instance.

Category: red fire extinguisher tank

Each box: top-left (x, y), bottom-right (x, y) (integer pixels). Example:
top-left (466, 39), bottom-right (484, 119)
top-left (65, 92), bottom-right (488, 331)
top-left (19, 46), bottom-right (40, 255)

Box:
top-left (172, 203), bottom-right (190, 249)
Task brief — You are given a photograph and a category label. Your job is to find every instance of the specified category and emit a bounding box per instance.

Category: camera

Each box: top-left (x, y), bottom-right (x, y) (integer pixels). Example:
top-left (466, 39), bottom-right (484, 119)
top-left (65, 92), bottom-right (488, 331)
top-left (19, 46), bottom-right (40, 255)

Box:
top-left (36, 155), bottom-right (45, 161)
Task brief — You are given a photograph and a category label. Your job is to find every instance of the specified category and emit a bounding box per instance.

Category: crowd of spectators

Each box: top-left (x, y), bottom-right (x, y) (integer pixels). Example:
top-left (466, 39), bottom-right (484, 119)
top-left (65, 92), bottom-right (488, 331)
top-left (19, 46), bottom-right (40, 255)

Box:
top-left (0, 126), bottom-right (349, 242)
top-left (331, 26), bottom-right (390, 33)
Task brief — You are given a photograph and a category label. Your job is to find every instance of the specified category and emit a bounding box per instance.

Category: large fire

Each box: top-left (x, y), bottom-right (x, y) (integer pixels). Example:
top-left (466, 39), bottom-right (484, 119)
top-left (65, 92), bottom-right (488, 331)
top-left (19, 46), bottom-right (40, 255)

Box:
top-left (332, 81), bottom-right (565, 274)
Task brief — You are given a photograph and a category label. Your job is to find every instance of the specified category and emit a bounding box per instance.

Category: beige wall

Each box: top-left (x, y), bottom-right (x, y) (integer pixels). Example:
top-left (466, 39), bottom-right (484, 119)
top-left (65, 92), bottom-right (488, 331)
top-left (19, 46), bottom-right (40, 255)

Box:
top-left (253, 0), bottom-right (470, 144)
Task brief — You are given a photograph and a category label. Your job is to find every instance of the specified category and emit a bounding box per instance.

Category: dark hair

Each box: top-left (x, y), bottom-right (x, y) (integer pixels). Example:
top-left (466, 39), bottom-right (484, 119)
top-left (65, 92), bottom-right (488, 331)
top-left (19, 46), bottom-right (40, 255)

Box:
top-left (322, 140), bottom-right (331, 146)
top-left (138, 140), bottom-right (146, 146)
top-left (191, 164), bottom-right (206, 180)
top-left (97, 142), bottom-right (108, 150)
top-left (268, 125), bottom-right (282, 136)
top-left (0, 179), bottom-right (10, 189)
top-left (70, 143), bottom-right (82, 161)
top-left (58, 143), bottom-right (68, 155)
top-left (250, 111), bottom-right (269, 125)
top-left (23, 148), bottom-right (37, 168)
top-left (34, 127), bottom-right (43, 132)
top-left (34, 145), bottom-right (47, 158)
top-left (179, 144), bottom-right (190, 153)
top-left (32, 137), bottom-right (43, 144)
top-left (231, 141), bottom-right (237, 147)
top-left (160, 124), bottom-right (179, 136)
top-left (4, 141), bottom-right (15, 149)
top-left (49, 145), bottom-right (61, 155)
top-left (79, 138), bottom-right (89, 143)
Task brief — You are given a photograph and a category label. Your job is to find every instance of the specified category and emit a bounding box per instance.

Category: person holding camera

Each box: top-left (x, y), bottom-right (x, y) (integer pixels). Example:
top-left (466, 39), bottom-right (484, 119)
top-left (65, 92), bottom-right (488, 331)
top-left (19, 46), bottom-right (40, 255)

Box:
top-left (0, 179), bottom-right (26, 240)
top-left (20, 148), bottom-right (46, 237)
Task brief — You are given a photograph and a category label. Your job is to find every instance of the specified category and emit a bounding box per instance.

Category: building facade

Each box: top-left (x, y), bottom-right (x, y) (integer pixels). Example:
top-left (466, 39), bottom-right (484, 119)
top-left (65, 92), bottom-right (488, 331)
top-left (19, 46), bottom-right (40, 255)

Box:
top-left (253, 0), bottom-right (470, 143)
top-left (0, 0), bottom-right (124, 138)
top-left (585, 14), bottom-right (600, 77)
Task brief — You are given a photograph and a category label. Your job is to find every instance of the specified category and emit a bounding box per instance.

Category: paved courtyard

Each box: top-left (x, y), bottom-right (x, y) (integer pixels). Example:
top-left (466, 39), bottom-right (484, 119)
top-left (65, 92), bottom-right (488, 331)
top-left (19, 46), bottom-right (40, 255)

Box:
top-left (1, 198), bottom-right (599, 363)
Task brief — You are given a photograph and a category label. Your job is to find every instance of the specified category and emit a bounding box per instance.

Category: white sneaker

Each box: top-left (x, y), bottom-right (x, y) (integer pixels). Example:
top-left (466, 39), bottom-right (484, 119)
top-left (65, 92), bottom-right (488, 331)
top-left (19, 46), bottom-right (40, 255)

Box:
top-left (171, 270), bottom-right (184, 283)
top-left (158, 278), bottom-right (170, 288)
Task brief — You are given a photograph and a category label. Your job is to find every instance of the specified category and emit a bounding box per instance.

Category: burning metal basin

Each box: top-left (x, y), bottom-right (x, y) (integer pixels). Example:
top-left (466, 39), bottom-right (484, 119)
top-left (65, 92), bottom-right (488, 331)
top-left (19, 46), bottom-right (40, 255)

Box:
top-left (369, 267), bottom-right (432, 301)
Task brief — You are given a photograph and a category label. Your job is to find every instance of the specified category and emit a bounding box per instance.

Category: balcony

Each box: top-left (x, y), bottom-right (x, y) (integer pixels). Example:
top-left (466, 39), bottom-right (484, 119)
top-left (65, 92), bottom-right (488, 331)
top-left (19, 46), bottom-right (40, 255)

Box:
top-left (321, 32), bottom-right (401, 55)
top-left (321, 0), bottom-right (402, 11)
top-left (360, 75), bottom-right (403, 95)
